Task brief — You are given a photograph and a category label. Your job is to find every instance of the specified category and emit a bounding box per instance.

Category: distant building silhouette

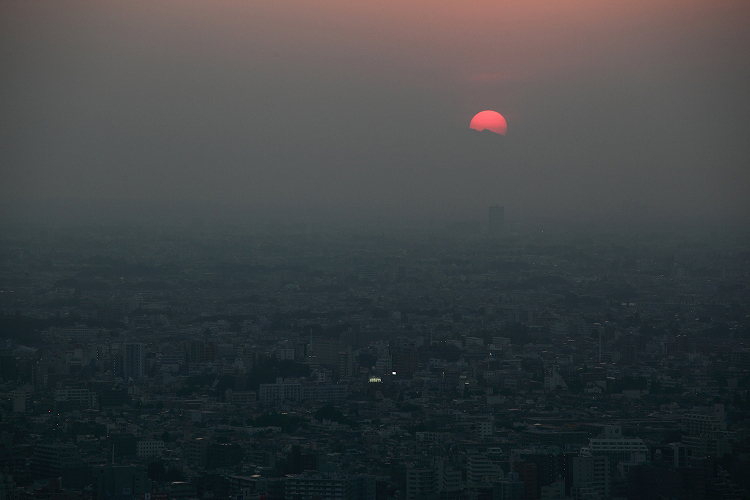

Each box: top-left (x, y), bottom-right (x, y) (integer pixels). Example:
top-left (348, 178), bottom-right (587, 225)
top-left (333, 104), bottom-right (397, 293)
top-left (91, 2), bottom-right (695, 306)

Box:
top-left (120, 343), bottom-right (145, 379)
top-left (394, 340), bottom-right (418, 379)
top-left (310, 337), bottom-right (341, 366)
top-left (488, 205), bottom-right (504, 236)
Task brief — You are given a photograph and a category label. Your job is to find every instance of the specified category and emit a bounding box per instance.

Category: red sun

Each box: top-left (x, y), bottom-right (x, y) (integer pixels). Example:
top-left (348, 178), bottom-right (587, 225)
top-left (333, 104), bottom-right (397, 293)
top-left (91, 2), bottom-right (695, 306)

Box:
top-left (470, 110), bottom-right (507, 135)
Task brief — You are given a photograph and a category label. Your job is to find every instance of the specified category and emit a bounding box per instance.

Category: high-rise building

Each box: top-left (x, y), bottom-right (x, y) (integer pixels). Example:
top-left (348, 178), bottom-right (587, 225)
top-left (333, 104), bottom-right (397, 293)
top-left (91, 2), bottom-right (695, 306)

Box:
top-left (540, 480), bottom-right (565, 500)
top-left (493, 472), bottom-right (526, 500)
top-left (405, 461), bottom-right (462, 500)
top-left (516, 462), bottom-right (538, 500)
top-left (91, 465), bottom-right (150, 500)
top-left (0, 474), bottom-right (17, 500)
top-left (681, 404), bottom-right (726, 435)
top-left (570, 455), bottom-right (610, 499)
top-left (339, 346), bottom-right (356, 379)
top-left (467, 453), bottom-right (502, 486)
top-left (488, 205), bottom-right (504, 237)
top-left (583, 425), bottom-right (648, 485)
top-left (394, 340), bottom-right (418, 379)
top-left (31, 443), bottom-right (88, 488)
top-left (121, 343), bottom-right (145, 379)
top-left (310, 337), bottom-right (341, 366)
top-left (405, 466), bottom-right (435, 500)
top-left (514, 451), bottom-right (572, 497)
top-left (188, 340), bottom-right (206, 364)
top-left (31, 443), bottom-right (82, 479)
top-left (184, 438), bottom-right (209, 468)
top-left (681, 404), bottom-right (730, 457)
top-left (437, 459), bottom-right (463, 498)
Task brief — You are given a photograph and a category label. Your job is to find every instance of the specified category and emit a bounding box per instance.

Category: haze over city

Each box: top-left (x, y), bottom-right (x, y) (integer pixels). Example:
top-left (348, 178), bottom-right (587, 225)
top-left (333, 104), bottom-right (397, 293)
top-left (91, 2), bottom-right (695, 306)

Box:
top-left (1, 3), bottom-right (750, 500)
top-left (2, 0), bottom-right (750, 227)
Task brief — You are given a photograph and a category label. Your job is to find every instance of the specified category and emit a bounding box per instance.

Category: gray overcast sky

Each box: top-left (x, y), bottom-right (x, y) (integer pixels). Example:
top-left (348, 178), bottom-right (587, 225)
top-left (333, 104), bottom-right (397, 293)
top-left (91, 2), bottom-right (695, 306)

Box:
top-left (2, 0), bottom-right (749, 226)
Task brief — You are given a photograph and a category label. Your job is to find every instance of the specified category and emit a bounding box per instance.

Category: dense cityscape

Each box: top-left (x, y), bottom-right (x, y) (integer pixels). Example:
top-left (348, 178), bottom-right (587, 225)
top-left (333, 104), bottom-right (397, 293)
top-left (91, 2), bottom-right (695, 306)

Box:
top-left (1, 214), bottom-right (748, 500)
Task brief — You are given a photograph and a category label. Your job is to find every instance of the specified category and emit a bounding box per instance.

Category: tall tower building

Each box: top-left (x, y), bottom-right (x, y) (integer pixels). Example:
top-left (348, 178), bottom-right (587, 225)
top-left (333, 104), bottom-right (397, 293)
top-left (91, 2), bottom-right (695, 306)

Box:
top-left (393, 340), bottom-right (418, 379)
top-left (122, 343), bottom-right (145, 379)
top-left (488, 205), bottom-right (504, 237)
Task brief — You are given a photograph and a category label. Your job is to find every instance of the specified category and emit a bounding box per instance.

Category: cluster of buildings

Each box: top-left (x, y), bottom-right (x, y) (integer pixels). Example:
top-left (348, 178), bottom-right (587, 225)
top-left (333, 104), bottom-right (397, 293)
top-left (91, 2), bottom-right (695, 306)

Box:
top-left (0, 222), bottom-right (748, 499)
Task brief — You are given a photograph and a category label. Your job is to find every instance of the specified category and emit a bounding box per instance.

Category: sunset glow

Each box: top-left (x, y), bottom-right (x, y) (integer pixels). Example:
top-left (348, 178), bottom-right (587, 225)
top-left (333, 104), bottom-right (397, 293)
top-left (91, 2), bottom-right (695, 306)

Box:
top-left (470, 110), bottom-right (507, 135)
top-left (1, 0), bottom-right (748, 220)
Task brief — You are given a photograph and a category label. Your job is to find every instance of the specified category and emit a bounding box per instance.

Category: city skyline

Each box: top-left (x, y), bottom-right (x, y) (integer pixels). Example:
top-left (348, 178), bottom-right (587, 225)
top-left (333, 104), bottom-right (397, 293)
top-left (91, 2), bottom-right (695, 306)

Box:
top-left (1, 3), bottom-right (750, 498)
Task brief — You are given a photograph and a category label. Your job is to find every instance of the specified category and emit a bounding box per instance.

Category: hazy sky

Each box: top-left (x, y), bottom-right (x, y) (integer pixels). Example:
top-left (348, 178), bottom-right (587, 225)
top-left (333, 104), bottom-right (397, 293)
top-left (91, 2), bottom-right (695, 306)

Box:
top-left (2, 0), bottom-right (749, 226)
